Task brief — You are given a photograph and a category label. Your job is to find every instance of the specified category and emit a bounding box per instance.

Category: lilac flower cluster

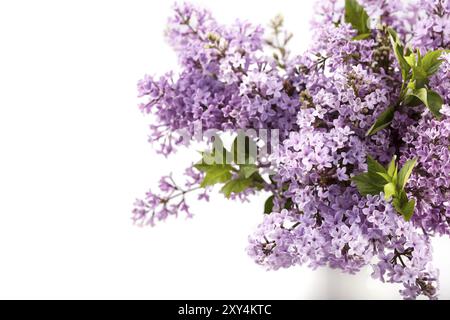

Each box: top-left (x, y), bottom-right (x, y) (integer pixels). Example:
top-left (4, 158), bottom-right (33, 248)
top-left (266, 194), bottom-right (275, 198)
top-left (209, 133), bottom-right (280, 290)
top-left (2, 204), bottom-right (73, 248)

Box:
top-left (411, 0), bottom-right (450, 51)
top-left (138, 5), bottom-right (300, 155)
top-left (248, 194), bottom-right (437, 299)
top-left (135, 0), bottom-right (450, 299)
top-left (132, 167), bottom-right (207, 226)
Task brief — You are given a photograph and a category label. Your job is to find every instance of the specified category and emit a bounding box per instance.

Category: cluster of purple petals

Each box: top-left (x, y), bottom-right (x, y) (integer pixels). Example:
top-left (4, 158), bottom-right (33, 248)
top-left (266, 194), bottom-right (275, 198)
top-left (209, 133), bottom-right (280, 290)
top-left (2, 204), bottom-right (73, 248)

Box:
top-left (132, 167), bottom-right (208, 226)
top-left (136, 1), bottom-right (450, 299)
top-left (400, 55), bottom-right (450, 236)
top-left (247, 194), bottom-right (438, 299)
top-left (248, 0), bottom-right (449, 299)
top-left (138, 3), bottom-right (301, 155)
top-left (410, 0), bottom-right (450, 51)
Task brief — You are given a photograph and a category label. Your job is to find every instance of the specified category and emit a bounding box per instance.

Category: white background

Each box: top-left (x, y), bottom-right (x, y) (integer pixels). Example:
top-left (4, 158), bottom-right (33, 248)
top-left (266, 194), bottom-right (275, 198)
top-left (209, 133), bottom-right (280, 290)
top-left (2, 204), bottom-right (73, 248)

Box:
top-left (0, 0), bottom-right (449, 299)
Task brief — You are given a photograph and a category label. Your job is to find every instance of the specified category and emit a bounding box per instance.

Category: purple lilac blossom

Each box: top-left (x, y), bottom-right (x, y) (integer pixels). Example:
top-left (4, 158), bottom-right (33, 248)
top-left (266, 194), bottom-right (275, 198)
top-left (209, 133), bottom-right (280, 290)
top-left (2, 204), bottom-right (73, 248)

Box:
top-left (135, 1), bottom-right (450, 299)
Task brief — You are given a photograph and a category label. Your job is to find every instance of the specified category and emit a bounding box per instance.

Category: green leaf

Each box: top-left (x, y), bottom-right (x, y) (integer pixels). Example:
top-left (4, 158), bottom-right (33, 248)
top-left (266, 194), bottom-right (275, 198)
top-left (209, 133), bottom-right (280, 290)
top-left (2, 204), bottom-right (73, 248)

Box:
top-left (402, 199), bottom-right (416, 221)
top-left (284, 198), bottom-right (294, 210)
top-left (409, 88), bottom-right (443, 119)
top-left (194, 162), bottom-right (213, 172)
top-left (384, 182), bottom-right (397, 200)
top-left (392, 163), bottom-right (398, 185)
top-left (355, 155), bottom-right (419, 221)
top-left (409, 87), bottom-right (428, 104)
top-left (387, 155), bottom-right (397, 177)
top-left (367, 156), bottom-right (387, 175)
top-left (393, 190), bottom-right (407, 213)
top-left (345, 0), bottom-right (370, 36)
top-left (200, 165), bottom-right (232, 187)
top-left (366, 155), bottom-right (391, 186)
top-left (398, 189), bottom-right (409, 206)
top-left (353, 33), bottom-right (371, 40)
top-left (403, 50), bottom-right (447, 96)
top-left (376, 171), bottom-right (392, 182)
top-left (264, 195), bottom-right (275, 214)
top-left (393, 196), bottom-right (416, 221)
top-left (417, 49), bottom-right (423, 66)
top-left (404, 95), bottom-right (425, 107)
top-left (404, 53), bottom-right (416, 67)
top-left (240, 164), bottom-right (259, 179)
top-left (411, 65), bottom-right (428, 87)
top-left (221, 177), bottom-right (253, 198)
top-left (426, 90), bottom-right (444, 119)
top-left (352, 173), bottom-right (384, 196)
top-left (387, 27), bottom-right (410, 82)
top-left (397, 158), bottom-right (417, 190)
top-left (366, 105), bottom-right (396, 136)
top-left (422, 49), bottom-right (444, 76)
top-left (392, 190), bottom-right (416, 221)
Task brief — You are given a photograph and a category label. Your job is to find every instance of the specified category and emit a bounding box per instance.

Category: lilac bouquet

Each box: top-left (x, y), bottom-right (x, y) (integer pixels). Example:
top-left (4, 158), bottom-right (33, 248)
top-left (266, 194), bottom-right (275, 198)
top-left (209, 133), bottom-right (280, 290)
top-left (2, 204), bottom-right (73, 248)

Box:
top-left (134, 0), bottom-right (450, 299)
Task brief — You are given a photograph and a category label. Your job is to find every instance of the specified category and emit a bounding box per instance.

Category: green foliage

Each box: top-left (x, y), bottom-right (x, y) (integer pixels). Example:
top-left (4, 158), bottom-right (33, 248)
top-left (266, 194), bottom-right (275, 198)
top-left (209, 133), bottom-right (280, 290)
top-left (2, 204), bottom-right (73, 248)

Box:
top-left (421, 49), bottom-right (446, 77)
top-left (387, 28), bottom-right (411, 83)
top-left (195, 134), bottom-right (264, 199)
top-left (366, 105), bottom-right (396, 136)
top-left (221, 178), bottom-right (254, 198)
top-left (240, 164), bottom-right (259, 179)
top-left (398, 158), bottom-right (418, 190)
top-left (352, 173), bottom-right (385, 195)
top-left (264, 195), bottom-right (275, 214)
top-left (388, 29), bottom-right (445, 117)
top-left (199, 165), bottom-right (233, 188)
top-left (344, 0), bottom-right (371, 38)
top-left (366, 30), bottom-right (448, 136)
top-left (352, 156), bottom-right (388, 195)
top-left (393, 195), bottom-right (415, 221)
top-left (409, 88), bottom-right (443, 119)
top-left (352, 155), bottom-right (418, 221)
